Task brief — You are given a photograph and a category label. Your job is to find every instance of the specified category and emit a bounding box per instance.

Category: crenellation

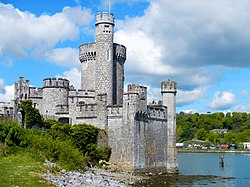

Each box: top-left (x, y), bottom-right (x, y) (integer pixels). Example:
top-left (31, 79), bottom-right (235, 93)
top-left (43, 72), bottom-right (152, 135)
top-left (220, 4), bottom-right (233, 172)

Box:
top-left (147, 106), bottom-right (167, 120)
top-left (127, 84), bottom-right (147, 100)
top-left (29, 87), bottom-right (43, 98)
top-left (95, 12), bottom-right (114, 26)
top-left (108, 105), bottom-right (123, 117)
top-left (114, 44), bottom-right (126, 62)
top-left (161, 80), bottom-right (177, 93)
top-left (69, 90), bottom-right (95, 98)
top-left (43, 78), bottom-right (70, 89)
top-left (55, 105), bottom-right (69, 114)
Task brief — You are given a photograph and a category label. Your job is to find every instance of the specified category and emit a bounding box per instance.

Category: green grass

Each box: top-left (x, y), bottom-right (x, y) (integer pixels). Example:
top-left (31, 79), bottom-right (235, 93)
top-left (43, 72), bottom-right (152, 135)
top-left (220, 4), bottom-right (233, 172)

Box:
top-left (0, 154), bottom-right (53, 187)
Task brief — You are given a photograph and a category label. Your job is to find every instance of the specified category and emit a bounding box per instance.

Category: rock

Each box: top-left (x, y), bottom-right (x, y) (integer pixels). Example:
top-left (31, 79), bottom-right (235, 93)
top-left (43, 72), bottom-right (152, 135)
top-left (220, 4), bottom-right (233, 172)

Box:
top-left (42, 168), bottom-right (141, 187)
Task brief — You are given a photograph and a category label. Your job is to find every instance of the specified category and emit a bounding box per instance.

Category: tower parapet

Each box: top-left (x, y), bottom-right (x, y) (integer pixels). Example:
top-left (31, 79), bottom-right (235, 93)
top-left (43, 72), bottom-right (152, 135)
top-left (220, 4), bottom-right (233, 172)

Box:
top-left (127, 84), bottom-right (147, 100)
top-left (79, 43), bottom-right (96, 63)
top-left (29, 87), bottom-right (43, 99)
top-left (43, 78), bottom-right (70, 89)
top-left (161, 81), bottom-right (177, 94)
top-left (114, 44), bottom-right (126, 62)
top-left (95, 12), bottom-right (114, 26)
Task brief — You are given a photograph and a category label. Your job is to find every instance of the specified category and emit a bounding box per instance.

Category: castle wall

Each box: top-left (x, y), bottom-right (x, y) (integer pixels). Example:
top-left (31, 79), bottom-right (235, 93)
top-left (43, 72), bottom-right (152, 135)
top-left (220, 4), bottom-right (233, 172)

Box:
top-left (29, 87), bottom-right (43, 111)
top-left (68, 90), bottom-right (96, 104)
top-left (134, 107), bottom-right (168, 173)
top-left (79, 42), bottom-right (96, 90)
top-left (108, 93), bottom-right (135, 170)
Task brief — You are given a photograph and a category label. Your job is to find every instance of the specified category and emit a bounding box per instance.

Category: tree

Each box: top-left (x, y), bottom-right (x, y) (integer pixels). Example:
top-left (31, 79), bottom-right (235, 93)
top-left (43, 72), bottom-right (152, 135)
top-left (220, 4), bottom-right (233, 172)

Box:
top-left (224, 131), bottom-right (234, 145)
top-left (20, 100), bottom-right (43, 129)
top-left (196, 128), bottom-right (207, 141)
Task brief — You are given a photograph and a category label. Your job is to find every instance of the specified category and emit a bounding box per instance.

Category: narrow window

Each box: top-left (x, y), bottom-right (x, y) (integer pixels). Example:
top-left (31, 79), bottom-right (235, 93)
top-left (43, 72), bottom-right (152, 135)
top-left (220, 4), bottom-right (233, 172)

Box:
top-left (107, 48), bottom-right (110, 61)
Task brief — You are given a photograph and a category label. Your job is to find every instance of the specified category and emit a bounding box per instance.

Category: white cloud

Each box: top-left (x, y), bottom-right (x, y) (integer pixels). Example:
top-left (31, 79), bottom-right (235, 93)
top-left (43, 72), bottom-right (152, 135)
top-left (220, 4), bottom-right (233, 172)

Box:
top-left (0, 3), bottom-right (93, 66)
top-left (114, 0), bottom-right (250, 87)
top-left (45, 47), bottom-right (80, 68)
top-left (57, 68), bottom-right (81, 89)
top-left (208, 91), bottom-right (236, 110)
top-left (177, 88), bottom-right (208, 107)
top-left (0, 84), bottom-right (14, 102)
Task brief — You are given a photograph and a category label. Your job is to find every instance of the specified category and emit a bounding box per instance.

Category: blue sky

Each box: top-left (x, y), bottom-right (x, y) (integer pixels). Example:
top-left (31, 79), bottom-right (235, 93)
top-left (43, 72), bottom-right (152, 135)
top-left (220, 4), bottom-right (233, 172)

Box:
top-left (1, 0), bottom-right (250, 114)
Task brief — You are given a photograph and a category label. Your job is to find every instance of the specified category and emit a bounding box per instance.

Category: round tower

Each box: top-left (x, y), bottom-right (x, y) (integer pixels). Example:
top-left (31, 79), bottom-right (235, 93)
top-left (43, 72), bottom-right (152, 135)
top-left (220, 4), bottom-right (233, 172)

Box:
top-left (113, 43), bottom-right (126, 105)
top-left (95, 12), bottom-right (115, 105)
top-left (42, 78), bottom-right (69, 116)
top-left (161, 80), bottom-right (178, 172)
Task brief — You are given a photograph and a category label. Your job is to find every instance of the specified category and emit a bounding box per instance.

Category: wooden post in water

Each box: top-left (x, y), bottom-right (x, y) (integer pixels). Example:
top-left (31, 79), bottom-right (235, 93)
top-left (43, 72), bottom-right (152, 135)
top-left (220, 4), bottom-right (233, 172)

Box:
top-left (219, 154), bottom-right (224, 168)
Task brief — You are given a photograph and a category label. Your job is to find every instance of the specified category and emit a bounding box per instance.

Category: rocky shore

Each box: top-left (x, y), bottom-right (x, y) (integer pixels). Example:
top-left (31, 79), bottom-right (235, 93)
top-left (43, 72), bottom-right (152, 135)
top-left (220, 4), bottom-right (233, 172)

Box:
top-left (42, 160), bottom-right (146, 187)
top-left (43, 170), bottom-right (129, 187)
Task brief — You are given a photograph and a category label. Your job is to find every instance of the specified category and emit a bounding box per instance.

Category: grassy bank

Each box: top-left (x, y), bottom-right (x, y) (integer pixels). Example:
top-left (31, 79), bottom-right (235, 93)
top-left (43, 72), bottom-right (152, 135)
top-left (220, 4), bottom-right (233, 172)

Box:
top-left (177, 149), bottom-right (250, 154)
top-left (0, 153), bottom-right (53, 187)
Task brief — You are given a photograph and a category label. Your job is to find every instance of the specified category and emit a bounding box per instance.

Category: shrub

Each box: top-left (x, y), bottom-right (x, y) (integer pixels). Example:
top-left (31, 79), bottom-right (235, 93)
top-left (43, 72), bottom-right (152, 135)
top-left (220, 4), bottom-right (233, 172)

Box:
top-left (20, 100), bottom-right (43, 128)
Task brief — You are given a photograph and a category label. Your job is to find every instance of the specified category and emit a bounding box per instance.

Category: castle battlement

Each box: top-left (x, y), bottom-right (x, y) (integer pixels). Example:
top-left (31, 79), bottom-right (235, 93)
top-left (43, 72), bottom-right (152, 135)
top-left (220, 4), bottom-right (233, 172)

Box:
top-left (96, 12), bottom-right (114, 26)
top-left (29, 87), bottom-right (43, 98)
top-left (108, 105), bottom-right (123, 116)
top-left (114, 43), bottom-right (126, 62)
top-left (55, 105), bottom-right (69, 114)
top-left (69, 90), bottom-right (96, 98)
top-left (43, 78), bottom-right (70, 88)
top-left (79, 42), bottom-right (96, 62)
top-left (147, 106), bottom-right (167, 120)
top-left (76, 104), bottom-right (97, 118)
top-left (161, 80), bottom-right (177, 93)
top-left (127, 84), bottom-right (147, 100)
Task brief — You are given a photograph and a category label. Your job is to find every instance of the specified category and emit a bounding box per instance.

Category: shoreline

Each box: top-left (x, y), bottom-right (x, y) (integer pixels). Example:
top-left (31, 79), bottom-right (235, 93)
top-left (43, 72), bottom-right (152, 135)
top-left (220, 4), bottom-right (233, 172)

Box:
top-left (177, 149), bottom-right (250, 154)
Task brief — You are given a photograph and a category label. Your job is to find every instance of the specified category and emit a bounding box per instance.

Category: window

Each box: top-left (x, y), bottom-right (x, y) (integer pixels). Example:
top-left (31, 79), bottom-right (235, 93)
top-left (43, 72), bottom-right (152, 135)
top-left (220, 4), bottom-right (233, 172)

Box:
top-left (107, 48), bottom-right (110, 61)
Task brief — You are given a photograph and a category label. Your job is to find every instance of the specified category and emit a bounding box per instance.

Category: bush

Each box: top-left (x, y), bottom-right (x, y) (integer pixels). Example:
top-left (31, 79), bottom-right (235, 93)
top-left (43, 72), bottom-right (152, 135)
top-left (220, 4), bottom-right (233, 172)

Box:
top-left (20, 100), bottom-right (43, 128)
top-left (0, 121), bottom-right (111, 170)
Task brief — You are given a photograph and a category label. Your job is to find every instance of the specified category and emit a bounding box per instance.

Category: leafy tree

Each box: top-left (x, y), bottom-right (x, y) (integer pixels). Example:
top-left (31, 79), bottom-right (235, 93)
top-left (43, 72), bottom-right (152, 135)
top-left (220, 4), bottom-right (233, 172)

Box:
top-left (196, 128), bottom-right (208, 141)
top-left (224, 131), bottom-right (234, 145)
top-left (20, 100), bottom-right (43, 129)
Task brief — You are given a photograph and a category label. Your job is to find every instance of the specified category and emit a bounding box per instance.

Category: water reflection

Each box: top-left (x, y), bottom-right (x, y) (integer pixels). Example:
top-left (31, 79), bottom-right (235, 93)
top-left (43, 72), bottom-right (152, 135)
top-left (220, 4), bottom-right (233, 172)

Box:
top-left (134, 174), bottom-right (234, 187)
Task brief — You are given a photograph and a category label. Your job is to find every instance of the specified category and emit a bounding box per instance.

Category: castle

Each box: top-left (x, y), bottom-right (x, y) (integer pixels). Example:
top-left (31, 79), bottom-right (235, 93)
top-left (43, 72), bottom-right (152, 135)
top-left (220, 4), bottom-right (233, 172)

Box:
top-left (14, 12), bottom-right (178, 173)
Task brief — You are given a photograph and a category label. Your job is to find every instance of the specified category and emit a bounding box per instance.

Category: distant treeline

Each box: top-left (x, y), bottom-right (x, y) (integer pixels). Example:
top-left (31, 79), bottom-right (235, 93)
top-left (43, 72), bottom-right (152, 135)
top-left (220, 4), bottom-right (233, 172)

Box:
top-left (176, 112), bottom-right (250, 147)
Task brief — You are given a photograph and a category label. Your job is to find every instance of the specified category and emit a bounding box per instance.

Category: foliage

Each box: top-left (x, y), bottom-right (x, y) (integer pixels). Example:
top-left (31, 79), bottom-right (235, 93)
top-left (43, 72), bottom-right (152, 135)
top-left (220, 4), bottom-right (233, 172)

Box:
top-left (0, 119), bottom-right (111, 170)
top-left (70, 123), bottom-right (100, 153)
top-left (20, 100), bottom-right (43, 129)
top-left (177, 111), bottom-right (250, 147)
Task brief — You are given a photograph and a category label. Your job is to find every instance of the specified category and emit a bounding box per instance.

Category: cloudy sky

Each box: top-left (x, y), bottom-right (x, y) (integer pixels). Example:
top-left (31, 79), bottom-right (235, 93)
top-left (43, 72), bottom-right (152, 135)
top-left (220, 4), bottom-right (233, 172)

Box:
top-left (1, 0), bottom-right (250, 113)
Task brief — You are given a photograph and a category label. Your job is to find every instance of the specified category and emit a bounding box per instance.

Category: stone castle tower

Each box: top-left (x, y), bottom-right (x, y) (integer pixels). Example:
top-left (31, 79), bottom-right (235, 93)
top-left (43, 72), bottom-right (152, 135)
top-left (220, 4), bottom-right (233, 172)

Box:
top-left (80, 12), bottom-right (126, 105)
top-left (14, 12), bottom-right (178, 173)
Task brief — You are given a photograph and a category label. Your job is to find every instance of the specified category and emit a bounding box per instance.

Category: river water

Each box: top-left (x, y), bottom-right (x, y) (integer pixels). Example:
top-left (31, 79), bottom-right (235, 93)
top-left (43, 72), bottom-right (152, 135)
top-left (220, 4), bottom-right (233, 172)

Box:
top-left (134, 152), bottom-right (250, 187)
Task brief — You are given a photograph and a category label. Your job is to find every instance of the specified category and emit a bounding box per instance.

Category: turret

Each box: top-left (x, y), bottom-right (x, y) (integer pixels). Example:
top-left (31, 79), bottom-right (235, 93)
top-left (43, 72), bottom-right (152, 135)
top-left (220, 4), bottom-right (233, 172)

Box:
top-left (95, 12), bottom-right (115, 105)
top-left (42, 78), bottom-right (69, 116)
top-left (14, 76), bottom-right (30, 101)
top-left (113, 44), bottom-right (126, 105)
top-left (161, 80), bottom-right (178, 172)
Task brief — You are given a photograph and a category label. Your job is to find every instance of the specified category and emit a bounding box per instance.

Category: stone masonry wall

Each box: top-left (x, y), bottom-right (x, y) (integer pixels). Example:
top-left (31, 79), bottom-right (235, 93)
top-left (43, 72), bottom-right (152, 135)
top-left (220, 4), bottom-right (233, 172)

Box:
top-left (79, 42), bottom-right (96, 90)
